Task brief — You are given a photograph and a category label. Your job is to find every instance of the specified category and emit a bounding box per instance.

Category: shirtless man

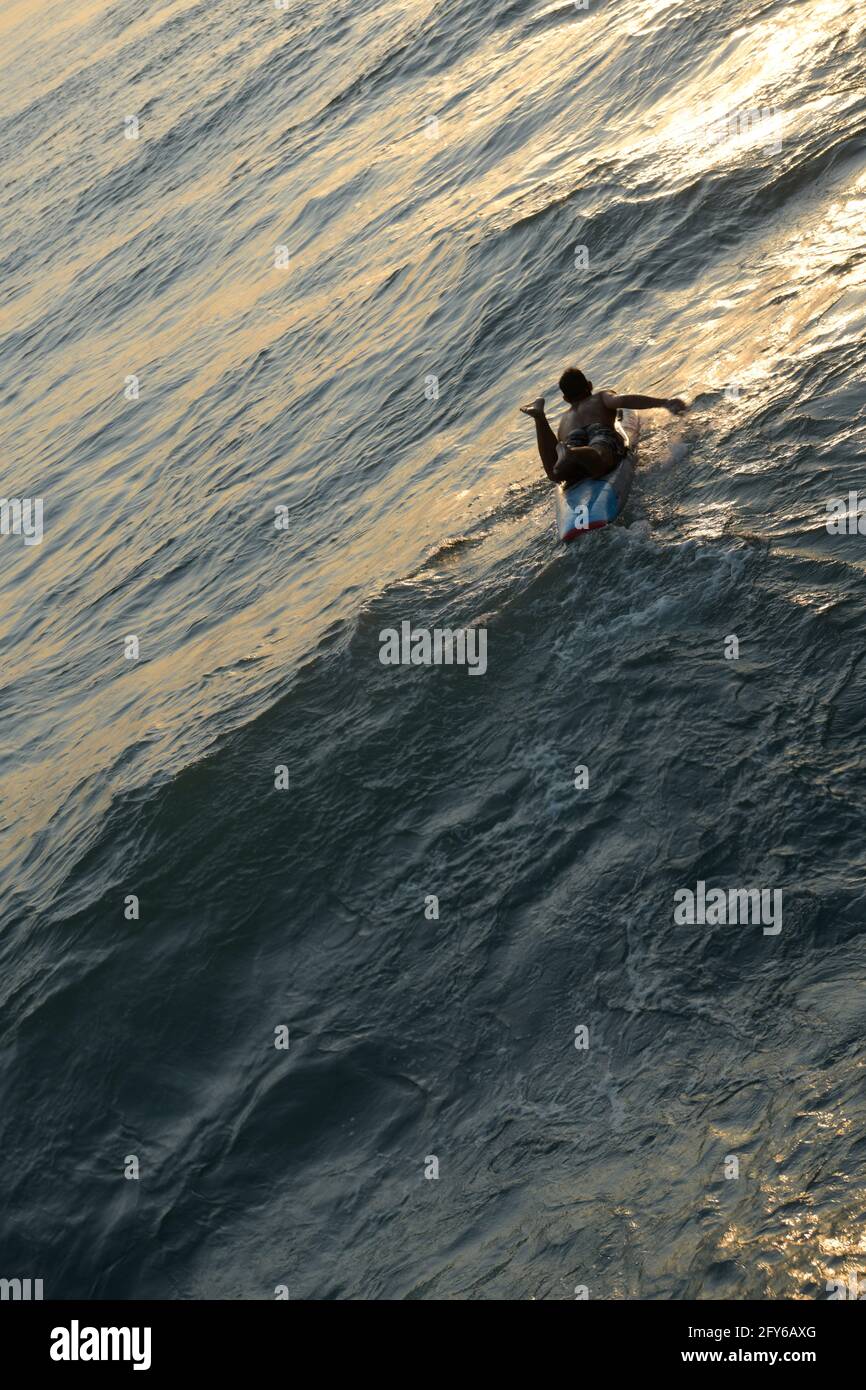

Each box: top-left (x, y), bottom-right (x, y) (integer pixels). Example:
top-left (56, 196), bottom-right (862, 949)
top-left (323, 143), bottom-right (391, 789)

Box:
top-left (520, 367), bottom-right (687, 485)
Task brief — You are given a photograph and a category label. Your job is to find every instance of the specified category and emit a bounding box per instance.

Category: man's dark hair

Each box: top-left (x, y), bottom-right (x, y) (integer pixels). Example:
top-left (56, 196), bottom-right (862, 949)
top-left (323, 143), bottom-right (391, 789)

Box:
top-left (559, 367), bottom-right (593, 403)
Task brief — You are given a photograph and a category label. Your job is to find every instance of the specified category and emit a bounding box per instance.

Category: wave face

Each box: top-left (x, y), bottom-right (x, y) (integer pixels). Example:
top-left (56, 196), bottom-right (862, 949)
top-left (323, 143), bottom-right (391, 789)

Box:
top-left (2, 0), bottom-right (866, 1298)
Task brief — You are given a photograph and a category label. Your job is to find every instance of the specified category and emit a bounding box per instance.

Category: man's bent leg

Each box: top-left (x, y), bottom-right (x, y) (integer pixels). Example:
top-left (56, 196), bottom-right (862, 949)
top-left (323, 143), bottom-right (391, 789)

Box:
top-left (552, 445), bottom-right (614, 485)
top-left (520, 397), bottom-right (559, 480)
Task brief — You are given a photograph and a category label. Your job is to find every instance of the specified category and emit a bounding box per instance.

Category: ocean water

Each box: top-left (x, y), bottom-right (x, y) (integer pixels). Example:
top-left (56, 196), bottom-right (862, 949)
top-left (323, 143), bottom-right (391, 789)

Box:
top-left (1, 0), bottom-right (865, 1300)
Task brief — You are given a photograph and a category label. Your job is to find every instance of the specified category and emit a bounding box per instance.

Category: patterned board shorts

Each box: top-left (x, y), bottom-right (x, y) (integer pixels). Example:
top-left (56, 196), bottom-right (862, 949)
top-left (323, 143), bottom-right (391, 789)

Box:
top-left (565, 424), bottom-right (627, 459)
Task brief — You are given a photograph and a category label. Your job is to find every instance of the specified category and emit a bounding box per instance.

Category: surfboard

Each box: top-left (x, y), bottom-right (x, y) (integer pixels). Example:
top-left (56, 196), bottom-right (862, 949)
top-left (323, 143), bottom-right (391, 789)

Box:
top-left (554, 409), bottom-right (640, 541)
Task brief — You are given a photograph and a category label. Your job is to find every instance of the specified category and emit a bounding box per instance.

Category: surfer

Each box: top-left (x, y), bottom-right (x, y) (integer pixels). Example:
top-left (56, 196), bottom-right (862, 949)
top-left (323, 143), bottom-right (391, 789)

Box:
top-left (520, 368), bottom-right (687, 485)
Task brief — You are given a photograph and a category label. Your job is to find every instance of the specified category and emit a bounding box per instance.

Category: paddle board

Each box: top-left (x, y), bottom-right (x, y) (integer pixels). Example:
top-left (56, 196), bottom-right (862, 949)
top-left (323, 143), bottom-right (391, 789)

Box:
top-left (555, 409), bottom-right (640, 541)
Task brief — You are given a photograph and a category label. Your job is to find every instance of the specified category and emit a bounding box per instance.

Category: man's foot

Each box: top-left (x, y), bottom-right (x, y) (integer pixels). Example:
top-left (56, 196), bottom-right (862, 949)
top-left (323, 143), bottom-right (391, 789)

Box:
top-left (519, 397), bottom-right (546, 419)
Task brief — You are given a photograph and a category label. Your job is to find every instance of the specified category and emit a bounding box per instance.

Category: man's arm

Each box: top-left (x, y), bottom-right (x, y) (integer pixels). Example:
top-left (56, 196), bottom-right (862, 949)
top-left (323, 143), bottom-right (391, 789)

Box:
top-left (602, 391), bottom-right (688, 415)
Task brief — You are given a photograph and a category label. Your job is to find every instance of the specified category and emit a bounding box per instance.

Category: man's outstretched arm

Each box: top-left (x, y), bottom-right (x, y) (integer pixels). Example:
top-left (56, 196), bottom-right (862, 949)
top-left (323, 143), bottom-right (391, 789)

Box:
top-left (602, 391), bottom-right (688, 415)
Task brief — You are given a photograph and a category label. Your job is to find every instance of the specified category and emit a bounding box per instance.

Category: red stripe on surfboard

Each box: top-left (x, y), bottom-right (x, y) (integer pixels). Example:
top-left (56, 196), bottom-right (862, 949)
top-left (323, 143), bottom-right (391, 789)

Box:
top-left (562, 520), bottom-right (609, 541)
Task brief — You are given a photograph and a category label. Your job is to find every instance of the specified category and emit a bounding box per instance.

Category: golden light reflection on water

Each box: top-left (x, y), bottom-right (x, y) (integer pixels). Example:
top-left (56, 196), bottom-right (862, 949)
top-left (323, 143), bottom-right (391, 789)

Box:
top-left (649, 0), bottom-right (853, 176)
top-left (2, 0), bottom-right (863, 910)
top-left (719, 1202), bottom-right (866, 1299)
top-left (711, 1084), bottom-right (866, 1298)
top-left (668, 161), bottom-right (866, 406)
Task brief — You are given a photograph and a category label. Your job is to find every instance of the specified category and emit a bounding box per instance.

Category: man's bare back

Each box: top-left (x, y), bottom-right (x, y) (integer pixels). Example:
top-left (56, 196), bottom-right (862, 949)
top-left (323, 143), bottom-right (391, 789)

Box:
top-left (557, 389), bottom-right (618, 442)
top-left (520, 366), bottom-right (687, 486)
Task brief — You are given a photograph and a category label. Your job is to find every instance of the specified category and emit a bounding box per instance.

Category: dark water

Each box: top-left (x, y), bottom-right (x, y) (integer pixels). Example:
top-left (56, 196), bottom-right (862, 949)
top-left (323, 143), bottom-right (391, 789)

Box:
top-left (2, 0), bottom-right (866, 1298)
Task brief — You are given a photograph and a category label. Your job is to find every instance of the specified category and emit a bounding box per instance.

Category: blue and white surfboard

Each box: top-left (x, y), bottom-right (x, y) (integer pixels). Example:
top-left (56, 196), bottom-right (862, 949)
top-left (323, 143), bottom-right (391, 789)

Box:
top-left (555, 410), bottom-right (640, 541)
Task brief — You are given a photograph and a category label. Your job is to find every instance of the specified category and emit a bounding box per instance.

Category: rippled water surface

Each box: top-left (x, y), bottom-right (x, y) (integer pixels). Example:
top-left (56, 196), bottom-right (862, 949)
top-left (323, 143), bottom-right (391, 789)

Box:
top-left (1, 0), bottom-right (865, 1298)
